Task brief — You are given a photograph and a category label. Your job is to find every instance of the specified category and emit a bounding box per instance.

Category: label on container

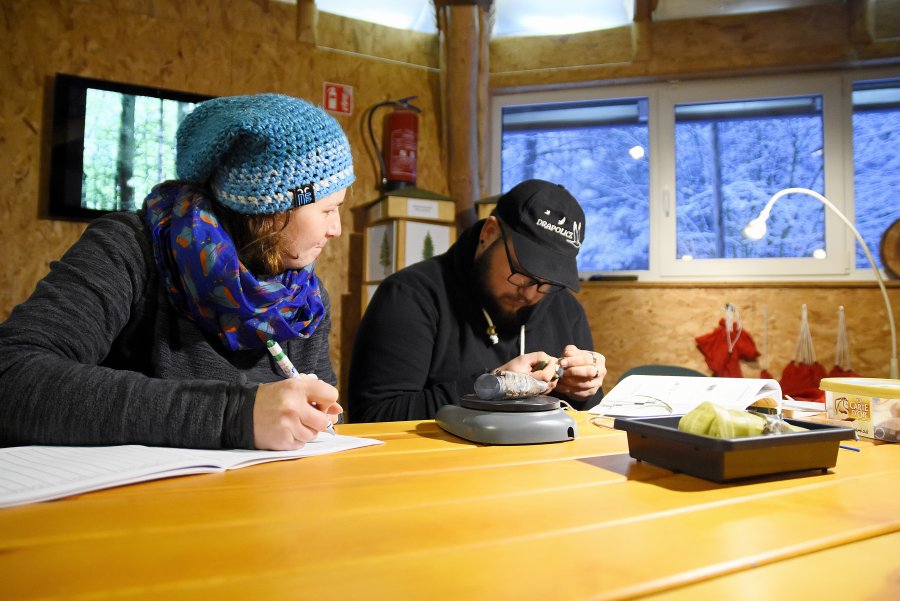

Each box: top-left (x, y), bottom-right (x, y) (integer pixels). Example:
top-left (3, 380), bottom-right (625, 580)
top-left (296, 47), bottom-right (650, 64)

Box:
top-left (826, 391), bottom-right (900, 442)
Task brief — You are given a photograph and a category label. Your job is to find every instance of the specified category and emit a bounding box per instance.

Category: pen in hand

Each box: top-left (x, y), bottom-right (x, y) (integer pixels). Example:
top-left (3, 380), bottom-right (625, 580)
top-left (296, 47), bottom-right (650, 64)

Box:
top-left (266, 340), bottom-right (335, 436)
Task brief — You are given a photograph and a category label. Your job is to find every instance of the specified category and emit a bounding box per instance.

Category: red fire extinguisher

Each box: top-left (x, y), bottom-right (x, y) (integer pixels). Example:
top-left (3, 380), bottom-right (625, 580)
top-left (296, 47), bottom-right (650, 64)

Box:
top-left (367, 97), bottom-right (421, 193)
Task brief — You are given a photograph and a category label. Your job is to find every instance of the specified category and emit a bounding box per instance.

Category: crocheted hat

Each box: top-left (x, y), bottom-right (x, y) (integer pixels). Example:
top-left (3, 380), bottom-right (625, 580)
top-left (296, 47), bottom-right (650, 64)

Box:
top-left (176, 94), bottom-right (355, 214)
top-left (493, 179), bottom-right (585, 291)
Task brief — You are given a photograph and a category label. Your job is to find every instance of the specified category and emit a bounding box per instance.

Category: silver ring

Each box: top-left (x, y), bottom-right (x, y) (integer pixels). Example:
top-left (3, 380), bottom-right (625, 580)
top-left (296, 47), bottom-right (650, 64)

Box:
top-left (591, 353), bottom-right (599, 366)
top-left (593, 367), bottom-right (600, 379)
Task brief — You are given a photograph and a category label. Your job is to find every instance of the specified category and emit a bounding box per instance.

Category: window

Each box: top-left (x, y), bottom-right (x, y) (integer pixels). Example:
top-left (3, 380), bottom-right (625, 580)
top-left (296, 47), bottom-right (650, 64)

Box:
top-left (498, 97), bottom-right (650, 270)
top-left (491, 68), bottom-right (900, 281)
top-left (852, 78), bottom-right (900, 270)
top-left (673, 96), bottom-right (825, 261)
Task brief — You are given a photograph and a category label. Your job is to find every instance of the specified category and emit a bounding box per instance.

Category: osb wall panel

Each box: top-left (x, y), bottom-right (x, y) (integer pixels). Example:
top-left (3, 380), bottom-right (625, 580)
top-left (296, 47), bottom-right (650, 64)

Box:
top-left (0, 0), bottom-right (446, 384)
top-left (317, 11), bottom-right (440, 68)
top-left (490, 4), bottom-right (900, 89)
top-left (576, 283), bottom-right (900, 390)
top-left (489, 26), bottom-right (633, 73)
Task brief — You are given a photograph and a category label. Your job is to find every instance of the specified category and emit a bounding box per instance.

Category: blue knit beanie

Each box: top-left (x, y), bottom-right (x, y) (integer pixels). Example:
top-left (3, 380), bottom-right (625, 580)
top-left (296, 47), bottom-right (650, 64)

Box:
top-left (175, 94), bottom-right (355, 214)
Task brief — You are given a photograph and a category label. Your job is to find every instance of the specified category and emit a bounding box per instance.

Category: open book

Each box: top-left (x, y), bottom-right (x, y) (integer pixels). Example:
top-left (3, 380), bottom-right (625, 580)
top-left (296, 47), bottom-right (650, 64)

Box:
top-left (0, 433), bottom-right (382, 509)
top-left (589, 375), bottom-right (782, 417)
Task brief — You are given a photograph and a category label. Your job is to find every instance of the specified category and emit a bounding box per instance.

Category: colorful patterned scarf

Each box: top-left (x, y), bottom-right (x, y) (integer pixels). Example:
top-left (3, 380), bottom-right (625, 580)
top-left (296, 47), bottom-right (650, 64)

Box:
top-left (146, 183), bottom-right (324, 351)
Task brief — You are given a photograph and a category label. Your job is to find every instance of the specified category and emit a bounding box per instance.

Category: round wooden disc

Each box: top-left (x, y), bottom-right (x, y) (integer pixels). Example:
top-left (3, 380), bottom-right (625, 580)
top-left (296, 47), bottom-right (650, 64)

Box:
top-left (881, 219), bottom-right (900, 279)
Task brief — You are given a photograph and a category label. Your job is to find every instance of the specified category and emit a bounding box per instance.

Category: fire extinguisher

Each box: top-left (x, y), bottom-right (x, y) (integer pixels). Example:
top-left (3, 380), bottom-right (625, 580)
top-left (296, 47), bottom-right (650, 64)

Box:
top-left (367, 97), bottom-right (421, 193)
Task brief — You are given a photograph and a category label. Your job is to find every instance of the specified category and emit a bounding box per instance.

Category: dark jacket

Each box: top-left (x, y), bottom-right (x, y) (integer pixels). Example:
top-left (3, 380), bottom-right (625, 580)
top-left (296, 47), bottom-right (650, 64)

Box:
top-left (348, 220), bottom-right (602, 422)
top-left (0, 212), bottom-right (335, 448)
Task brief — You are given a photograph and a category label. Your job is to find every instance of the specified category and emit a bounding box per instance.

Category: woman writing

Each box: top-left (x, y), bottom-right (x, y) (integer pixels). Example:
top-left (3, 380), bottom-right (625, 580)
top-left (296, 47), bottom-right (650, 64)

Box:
top-left (0, 93), bottom-right (353, 450)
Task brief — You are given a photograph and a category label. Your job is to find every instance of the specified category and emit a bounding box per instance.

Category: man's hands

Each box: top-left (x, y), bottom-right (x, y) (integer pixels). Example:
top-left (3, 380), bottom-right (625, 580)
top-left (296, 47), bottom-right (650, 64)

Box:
top-left (556, 345), bottom-right (606, 400)
top-left (493, 346), bottom-right (606, 401)
top-left (494, 351), bottom-right (563, 392)
top-left (253, 379), bottom-right (343, 450)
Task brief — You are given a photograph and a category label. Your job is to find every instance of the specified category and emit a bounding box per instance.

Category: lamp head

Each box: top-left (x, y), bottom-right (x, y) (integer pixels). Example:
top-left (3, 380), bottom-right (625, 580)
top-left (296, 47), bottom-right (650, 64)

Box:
top-left (742, 215), bottom-right (768, 240)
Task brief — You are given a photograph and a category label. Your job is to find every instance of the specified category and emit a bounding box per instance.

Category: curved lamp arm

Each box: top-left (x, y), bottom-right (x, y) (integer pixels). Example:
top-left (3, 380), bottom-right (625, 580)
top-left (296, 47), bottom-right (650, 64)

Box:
top-left (743, 187), bottom-right (898, 379)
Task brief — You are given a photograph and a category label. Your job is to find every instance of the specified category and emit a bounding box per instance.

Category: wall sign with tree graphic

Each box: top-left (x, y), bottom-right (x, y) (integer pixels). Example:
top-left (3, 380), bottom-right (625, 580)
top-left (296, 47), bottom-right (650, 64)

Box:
top-left (405, 221), bottom-right (451, 266)
top-left (360, 191), bottom-right (456, 315)
top-left (366, 222), bottom-right (396, 281)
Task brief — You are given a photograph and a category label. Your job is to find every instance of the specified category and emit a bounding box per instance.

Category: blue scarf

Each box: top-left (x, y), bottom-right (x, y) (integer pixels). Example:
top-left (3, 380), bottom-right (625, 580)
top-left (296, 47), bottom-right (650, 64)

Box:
top-left (146, 183), bottom-right (324, 351)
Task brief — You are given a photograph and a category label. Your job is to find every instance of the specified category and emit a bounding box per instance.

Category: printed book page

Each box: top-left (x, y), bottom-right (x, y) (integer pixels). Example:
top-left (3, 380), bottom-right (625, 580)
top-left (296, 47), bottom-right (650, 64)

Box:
top-left (0, 433), bottom-right (383, 509)
top-left (589, 375), bottom-right (783, 417)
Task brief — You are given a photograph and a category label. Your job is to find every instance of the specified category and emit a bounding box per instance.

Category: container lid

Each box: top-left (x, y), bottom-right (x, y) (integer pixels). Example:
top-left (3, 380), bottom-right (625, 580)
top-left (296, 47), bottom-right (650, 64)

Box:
top-left (819, 377), bottom-right (900, 398)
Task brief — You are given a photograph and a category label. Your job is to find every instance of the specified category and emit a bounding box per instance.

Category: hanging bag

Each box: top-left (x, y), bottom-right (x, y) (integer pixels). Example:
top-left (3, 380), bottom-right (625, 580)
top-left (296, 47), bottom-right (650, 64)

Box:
top-left (779, 304), bottom-right (826, 402)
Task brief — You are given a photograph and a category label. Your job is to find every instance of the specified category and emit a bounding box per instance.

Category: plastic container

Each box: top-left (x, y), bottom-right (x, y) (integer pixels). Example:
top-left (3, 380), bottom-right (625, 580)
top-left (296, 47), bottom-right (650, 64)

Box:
top-left (820, 377), bottom-right (900, 442)
top-left (614, 415), bottom-right (856, 482)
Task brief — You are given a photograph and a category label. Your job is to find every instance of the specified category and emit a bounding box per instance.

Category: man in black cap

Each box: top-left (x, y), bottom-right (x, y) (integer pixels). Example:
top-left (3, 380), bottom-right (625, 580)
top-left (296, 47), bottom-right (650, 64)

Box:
top-left (348, 179), bottom-right (606, 422)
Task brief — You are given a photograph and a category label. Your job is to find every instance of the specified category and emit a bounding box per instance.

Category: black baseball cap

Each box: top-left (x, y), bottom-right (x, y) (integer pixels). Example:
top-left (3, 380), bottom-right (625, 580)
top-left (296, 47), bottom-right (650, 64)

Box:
top-left (493, 179), bottom-right (585, 292)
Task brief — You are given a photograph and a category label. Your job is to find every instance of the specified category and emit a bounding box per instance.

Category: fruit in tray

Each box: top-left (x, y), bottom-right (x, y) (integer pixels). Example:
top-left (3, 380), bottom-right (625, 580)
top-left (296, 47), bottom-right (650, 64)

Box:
top-left (678, 401), bottom-right (807, 439)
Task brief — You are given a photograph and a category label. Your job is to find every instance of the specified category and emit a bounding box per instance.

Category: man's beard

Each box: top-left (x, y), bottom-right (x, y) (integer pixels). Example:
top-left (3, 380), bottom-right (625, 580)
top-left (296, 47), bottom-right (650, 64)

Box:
top-left (473, 242), bottom-right (536, 333)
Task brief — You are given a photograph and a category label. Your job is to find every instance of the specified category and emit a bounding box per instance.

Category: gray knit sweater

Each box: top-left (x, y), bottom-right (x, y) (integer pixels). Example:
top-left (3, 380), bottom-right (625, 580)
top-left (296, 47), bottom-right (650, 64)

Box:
top-left (0, 212), bottom-right (336, 449)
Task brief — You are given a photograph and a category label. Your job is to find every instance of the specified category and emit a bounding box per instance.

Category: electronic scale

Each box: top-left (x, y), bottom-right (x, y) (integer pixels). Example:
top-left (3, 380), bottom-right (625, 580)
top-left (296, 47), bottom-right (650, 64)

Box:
top-left (435, 393), bottom-right (577, 445)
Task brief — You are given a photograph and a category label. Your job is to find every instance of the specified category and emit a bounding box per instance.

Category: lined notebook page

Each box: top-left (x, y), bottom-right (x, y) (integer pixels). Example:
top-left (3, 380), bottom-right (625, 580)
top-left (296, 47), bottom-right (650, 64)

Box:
top-left (0, 434), bottom-right (382, 509)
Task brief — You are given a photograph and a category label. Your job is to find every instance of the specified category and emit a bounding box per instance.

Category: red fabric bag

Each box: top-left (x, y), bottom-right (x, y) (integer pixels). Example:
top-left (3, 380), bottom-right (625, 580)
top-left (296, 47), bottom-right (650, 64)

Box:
top-left (695, 305), bottom-right (760, 378)
top-left (778, 305), bottom-right (826, 403)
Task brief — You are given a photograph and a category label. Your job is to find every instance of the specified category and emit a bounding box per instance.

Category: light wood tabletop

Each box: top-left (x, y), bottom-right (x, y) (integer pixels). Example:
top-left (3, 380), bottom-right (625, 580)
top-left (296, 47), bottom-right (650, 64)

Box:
top-left (1, 413), bottom-right (898, 600)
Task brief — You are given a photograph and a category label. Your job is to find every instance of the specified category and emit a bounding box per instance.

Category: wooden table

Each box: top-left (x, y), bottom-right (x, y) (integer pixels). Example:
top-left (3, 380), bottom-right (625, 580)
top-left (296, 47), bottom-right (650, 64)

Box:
top-left (2, 414), bottom-right (899, 600)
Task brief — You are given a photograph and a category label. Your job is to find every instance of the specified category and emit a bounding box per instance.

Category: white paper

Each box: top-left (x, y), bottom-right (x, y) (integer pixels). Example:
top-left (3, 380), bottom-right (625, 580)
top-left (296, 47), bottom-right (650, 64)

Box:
top-left (589, 375), bottom-right (782, 417)
top-left (0, 434), bottom-right (383, 509)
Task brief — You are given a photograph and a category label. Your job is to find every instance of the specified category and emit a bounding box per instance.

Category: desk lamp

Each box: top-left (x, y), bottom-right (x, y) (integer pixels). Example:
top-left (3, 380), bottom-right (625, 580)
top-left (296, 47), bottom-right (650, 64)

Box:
top-left (742, 187), bottom-right (898, 379)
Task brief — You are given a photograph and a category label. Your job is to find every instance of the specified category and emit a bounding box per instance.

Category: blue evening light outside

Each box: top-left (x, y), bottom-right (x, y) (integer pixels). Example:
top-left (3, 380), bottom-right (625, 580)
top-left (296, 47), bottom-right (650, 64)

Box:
top-left (674, 96), bottom-right (825, 261)
top-left (853, 80), bottom-right (900, 270)
top-left (499, 77), bottom-right (899, 274)
top-left (501, 98), bottom-right (650, 271)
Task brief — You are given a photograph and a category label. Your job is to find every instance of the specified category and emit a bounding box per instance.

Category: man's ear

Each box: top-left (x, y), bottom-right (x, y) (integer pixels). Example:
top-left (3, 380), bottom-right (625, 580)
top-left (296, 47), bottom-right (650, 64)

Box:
top-left (480, 216), bottom-right (502, 245)
top-left (474, 216), bottom-right (501, 259)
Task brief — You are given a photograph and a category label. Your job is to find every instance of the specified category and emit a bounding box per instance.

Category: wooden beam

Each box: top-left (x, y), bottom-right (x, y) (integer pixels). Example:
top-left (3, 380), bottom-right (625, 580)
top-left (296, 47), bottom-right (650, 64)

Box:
top-left (631, 0), bottom-right (655, 62)
top-left (438, 3), bottom-right (485, 229)
top-left (848, 0), bottom-right (874, 44)
top-left (434, 0), bottom-right (493, 8)
top-left (633, 0), bottom-right (657, 23)
top-left (477, 4), bottom-right (493, 197)
top-left (297, 0), bottom-right (318, 45)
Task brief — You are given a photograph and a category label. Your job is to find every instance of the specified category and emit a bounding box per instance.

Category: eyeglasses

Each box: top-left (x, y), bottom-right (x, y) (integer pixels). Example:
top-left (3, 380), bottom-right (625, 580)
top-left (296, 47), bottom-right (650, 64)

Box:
top-left (497, 222), bottom-right (565, 294)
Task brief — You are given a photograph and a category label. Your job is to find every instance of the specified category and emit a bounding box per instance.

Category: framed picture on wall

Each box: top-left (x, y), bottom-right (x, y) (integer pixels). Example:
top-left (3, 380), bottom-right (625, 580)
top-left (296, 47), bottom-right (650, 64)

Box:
top-left (404, 221), bottom-right (452, 265)
top-left (48, 74), bottom-right (211, 220)
top-left (366, 221), bottom-right (397, 281)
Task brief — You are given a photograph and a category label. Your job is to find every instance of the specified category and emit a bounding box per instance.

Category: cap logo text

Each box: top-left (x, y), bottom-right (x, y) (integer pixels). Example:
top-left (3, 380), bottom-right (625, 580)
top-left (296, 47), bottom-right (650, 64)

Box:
top-left (536, 211), bottom-right (582, 249)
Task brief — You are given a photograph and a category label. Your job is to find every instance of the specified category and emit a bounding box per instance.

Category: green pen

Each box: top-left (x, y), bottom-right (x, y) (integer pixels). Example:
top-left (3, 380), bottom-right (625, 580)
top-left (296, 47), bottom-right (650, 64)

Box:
top-left (266, 340), bottom-right (334, 436)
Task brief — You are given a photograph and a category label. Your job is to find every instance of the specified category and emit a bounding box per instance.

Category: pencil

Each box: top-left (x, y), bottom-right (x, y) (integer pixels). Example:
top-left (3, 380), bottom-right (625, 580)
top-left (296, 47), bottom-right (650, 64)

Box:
top-left (266, 340), bottom-right (334, 436)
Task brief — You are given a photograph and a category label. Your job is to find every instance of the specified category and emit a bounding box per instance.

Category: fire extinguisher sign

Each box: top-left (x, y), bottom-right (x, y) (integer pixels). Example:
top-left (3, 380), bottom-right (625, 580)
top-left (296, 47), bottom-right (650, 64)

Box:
top-left (323, 82), bottom-right (353, 116)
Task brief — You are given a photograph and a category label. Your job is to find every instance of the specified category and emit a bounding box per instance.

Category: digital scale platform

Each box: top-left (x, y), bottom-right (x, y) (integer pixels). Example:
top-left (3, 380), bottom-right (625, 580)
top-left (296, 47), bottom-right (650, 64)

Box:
top-left (436, 393), bottom-right (577, 445)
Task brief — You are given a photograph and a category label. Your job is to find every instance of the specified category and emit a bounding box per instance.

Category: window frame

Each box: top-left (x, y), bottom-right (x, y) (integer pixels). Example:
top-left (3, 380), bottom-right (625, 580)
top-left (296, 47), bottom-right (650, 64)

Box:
top-left (489, 66), bottom-right (900, 282)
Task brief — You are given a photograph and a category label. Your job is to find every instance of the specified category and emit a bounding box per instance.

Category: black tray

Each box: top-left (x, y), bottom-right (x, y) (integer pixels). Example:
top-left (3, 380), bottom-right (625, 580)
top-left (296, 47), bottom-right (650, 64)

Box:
top-left (613, 415), bottom-right (857, 483)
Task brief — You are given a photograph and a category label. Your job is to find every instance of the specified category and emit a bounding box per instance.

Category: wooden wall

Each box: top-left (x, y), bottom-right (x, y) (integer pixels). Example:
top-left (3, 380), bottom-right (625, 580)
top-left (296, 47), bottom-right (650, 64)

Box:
top-left (1, 0), bottom-right (898, 394)
top-left (0, 0), bottom-right (447, 384)
top-left (490, 2), bottom-right (900, 88)
top-left (576, 282), bottom-right (899, 387)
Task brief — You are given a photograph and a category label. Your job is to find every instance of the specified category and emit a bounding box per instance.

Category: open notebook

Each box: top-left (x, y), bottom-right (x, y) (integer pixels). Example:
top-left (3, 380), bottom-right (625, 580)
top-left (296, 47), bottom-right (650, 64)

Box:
top-left (0, 433), bottom-right (382, 509)
top-left (589, 375), bottom-right (782, 417)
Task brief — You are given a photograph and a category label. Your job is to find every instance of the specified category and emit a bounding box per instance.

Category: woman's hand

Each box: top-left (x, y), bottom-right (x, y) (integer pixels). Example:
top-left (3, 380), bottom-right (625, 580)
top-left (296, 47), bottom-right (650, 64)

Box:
top-left (556, 345), bottom-right (606, 400)
top-left (253, 378), bottom-right (343, 450)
